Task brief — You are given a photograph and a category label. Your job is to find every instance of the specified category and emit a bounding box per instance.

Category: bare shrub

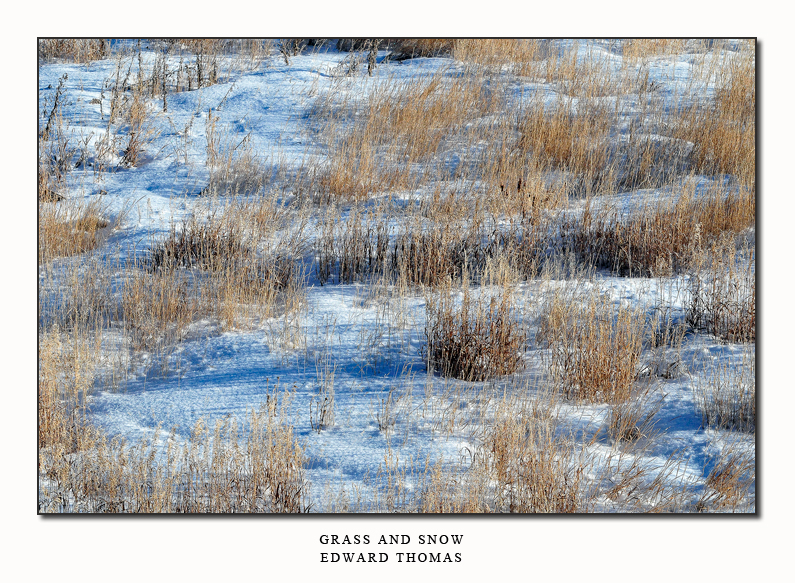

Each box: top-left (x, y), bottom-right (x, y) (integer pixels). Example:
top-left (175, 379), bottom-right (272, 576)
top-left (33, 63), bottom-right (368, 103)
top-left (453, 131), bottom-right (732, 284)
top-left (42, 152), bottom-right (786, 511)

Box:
top-left (422, 283), bottom-right (524, 382)
top-left (277, 39), bottom-right (307, 65)
top-left (39, 74), bottom-right (73, 200)
top-left (176, 39), bottom-right (224, 89)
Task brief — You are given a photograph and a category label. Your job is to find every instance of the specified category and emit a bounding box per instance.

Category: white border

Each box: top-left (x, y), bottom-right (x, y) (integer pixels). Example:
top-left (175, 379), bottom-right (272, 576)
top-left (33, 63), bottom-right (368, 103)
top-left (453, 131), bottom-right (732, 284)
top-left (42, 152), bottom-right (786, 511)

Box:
top-left (9, 3), bottom-right (793, 581)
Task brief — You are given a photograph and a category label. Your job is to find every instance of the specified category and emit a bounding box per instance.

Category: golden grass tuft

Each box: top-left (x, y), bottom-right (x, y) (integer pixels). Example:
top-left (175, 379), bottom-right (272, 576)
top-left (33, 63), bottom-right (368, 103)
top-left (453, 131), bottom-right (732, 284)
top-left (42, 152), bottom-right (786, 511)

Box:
top-left (38, 199), bottom-right (110, 264)
top-left (674, 46), bottom-right (755, 187)
top-left (538, 287), bottom-right (645, 402)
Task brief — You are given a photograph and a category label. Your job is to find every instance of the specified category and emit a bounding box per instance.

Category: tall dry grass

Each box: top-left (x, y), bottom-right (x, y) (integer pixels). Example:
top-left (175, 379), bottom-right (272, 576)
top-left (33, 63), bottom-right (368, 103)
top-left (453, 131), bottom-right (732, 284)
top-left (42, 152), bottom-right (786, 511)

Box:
top-left (696, 444), bottom-right (755, 512)
top-left (39, 39), bottom-right (109, 65)
top-left (422, 281), bottom-right (524, 382)
top-left (39, 198), bottom-right (111, 264)
top-left (695, 349), bottom-right (755, 432)
top-left (126, 201), bottom-right (307, 348)
top-left (564, 184), bottom-right (755, 277)
top-left (687, 239), bottom-right (755, 343)
top-left (674, 46), bottom-right (755, 188)
top-left (304, 68), bottom-right (498, 202)
top-left (39, 39), bottom-right (755, 513)
top-left (538, 286), bottom-right (645, 402)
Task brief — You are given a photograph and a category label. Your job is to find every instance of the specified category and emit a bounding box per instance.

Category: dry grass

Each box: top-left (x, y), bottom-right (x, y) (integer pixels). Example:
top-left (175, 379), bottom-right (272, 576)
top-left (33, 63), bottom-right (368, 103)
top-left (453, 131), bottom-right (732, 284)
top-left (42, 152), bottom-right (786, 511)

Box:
top-left (484, 411), bottom-right (588, 512)
top-left (623, 39), bottom-right (687, 62)
top-left (687, 239), bottom-right (755, 343)
top-left (538, 286), bottom-right (645, 402)
top-left (422, 282), bottom-right (524, 382)
top-left (305, 69), bottom-right (497, 202)
top-left (314, 206), bottom-right (552, 289)
top-left (120, 87), bottom-right (160, 168)
top-left (565, 185), bottom-right (755, 277)
top-left (696, 444), bottom-right (755, 512)
top-left (121, 264), bottom-right (202, 351)
top-left (149, 212), bottom-right (251, 273)
top-left (39, 39), bottom-right (109, 65)
top-left (605, 383), bottom-right (665, 444)
top-left (388, 39), bottom-right (456, 60)
top-left (39, 39), bottom-right (755, 513)
top-left (127, 202), bottom-right (306, 346)
top-left (392, 224), bottom-right (481, 288)
top-left (364, 385), bottom-right (703, 513)
top-left (39, 338), bottom-right (311, 513)
top-left (695, 349), bottom-right (755, 432)
top-left (674, 47), bottom-right (755, 188)
top-left (305, 38), bottom-right (753, 209)
top-left (310, 356), bottom-right (336, 432)
top-left (203, 110), bottom-right (267, 196)
top-left (418, 391), bottom-right (590, 513)
top-left (39, 198), bottom-right (111, 263)
top-left (452, 39), bottom-right (545, 76)
top-left (314, 206), bottom-right (389, 285)
top-left (517, 98), bottom-right (613, 194)
top-left (513, 99), bottom-right (692, 198)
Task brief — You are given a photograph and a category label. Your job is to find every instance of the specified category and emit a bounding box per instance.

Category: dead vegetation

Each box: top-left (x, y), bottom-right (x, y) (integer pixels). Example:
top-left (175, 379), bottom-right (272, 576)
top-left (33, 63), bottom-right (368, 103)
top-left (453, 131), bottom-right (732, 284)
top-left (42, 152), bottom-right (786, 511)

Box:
top-left (563, 184), bottom-right (755, 277)
top-left (538, 286), bottom-right (645, 402)
top-left (39, 39), bottom-right (110, 65)
top-left (687, 239), bottom-right (755, 343)
top-left (423, 282), bottom-right (524, 382)
top-left (39, 198), bottom-right (111, 264)
top-left (695, 349), bottom-right (755, 432)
